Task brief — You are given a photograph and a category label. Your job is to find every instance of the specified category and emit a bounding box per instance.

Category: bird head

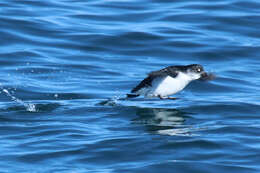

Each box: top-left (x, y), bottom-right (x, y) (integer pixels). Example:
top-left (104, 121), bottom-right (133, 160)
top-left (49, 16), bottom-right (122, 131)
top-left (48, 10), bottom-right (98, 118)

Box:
top-left (185, 64), bottom-right (209, 80)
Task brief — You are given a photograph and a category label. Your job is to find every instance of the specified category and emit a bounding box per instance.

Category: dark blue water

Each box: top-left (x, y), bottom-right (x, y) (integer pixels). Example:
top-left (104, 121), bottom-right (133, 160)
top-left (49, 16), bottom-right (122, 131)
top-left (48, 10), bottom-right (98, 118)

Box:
top-left (1, 0), bottom-right (260, 172)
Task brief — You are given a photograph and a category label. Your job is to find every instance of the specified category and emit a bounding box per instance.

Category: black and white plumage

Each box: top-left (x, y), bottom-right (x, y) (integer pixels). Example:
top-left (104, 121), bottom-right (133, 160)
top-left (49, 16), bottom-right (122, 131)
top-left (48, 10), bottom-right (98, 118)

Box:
top-left (127, 64), bottom-right (210, 99)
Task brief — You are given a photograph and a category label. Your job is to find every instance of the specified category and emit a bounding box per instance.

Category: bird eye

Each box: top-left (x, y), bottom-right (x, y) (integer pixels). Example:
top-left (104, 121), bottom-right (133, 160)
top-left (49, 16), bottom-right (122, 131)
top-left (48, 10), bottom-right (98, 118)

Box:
top-left (197, 68), bottom-right (201, 72)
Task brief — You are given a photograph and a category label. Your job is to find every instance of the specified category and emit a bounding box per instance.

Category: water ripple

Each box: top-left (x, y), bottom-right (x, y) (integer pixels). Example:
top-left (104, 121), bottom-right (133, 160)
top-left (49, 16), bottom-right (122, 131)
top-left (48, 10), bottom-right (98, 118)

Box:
top-left (0, 0), bottom-right (260, 172)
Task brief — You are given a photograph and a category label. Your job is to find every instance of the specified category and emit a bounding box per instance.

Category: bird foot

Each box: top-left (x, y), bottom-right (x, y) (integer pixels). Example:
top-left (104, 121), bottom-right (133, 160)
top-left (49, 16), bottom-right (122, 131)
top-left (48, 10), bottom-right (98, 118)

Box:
top-left (159, 96), bottom-right (179, 100)
top-left (166, 97), bottom-right (179, 100)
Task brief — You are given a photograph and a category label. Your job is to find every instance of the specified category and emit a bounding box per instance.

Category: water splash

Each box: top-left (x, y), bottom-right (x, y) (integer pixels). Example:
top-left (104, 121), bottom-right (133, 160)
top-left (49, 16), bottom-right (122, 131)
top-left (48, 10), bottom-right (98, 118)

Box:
top-left (97, 94), bottom-right (127, 106)
top-left (98, 97), bottom-right (119, 106)
top-left (2, 89), bottom-right (36, 112)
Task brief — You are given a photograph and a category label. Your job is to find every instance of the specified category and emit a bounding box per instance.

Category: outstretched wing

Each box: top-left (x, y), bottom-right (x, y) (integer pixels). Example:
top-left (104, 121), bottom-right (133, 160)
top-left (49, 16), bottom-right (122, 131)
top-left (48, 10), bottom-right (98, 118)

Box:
top-left (131, 66), bottom-right (179, 93)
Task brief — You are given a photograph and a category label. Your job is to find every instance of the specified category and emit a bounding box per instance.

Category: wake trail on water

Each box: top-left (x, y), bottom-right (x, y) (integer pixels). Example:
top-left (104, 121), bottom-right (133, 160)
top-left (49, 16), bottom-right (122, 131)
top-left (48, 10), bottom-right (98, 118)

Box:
top-left (0, 84), bottom-right (36, 112)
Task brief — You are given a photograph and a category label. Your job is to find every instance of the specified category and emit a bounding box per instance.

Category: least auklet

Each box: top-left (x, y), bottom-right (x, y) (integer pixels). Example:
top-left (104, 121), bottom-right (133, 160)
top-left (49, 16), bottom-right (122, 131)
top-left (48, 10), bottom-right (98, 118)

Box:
top-left (127, 64), bottom-right (213, 99)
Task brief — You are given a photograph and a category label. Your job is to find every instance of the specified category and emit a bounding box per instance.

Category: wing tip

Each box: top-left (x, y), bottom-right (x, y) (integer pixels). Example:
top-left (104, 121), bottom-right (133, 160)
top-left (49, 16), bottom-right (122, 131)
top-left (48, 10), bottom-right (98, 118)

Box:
top-left (126, 94), bottom-right (139, 98)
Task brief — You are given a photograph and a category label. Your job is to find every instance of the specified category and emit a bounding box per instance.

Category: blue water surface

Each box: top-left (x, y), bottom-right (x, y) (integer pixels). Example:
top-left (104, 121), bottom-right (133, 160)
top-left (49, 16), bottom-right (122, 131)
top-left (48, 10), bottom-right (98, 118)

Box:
top-left (0, 0), bottom-right (260, 172)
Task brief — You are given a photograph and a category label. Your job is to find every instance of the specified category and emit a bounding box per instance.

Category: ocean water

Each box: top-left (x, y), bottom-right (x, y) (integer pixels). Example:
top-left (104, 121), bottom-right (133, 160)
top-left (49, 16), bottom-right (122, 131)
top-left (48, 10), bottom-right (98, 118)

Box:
top-left (1, 0), bottom-right (260, 172)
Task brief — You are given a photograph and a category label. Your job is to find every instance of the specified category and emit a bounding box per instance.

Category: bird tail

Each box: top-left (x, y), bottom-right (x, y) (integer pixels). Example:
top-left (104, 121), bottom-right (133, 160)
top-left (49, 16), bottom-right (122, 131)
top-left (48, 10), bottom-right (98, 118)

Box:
top-left (126, 94), bottom-right (139, 98)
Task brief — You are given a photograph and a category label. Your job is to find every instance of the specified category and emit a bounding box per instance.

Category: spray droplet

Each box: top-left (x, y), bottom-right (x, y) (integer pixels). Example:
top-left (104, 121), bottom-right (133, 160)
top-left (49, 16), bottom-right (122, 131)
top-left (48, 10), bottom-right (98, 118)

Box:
top-left (2, 88), bottom-right (37, 112)
top-left (3, 89), bottom-right (8, 93)
top-left (27, 103), bottom-right (36, 112)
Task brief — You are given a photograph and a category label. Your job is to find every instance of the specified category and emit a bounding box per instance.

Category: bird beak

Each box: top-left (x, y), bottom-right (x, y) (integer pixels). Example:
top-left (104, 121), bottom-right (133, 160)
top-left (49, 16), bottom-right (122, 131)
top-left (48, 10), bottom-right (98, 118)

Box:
top-left (199, 72), bottom-right (209, 81)
top-left (199, 72), bottom-right (216, 81)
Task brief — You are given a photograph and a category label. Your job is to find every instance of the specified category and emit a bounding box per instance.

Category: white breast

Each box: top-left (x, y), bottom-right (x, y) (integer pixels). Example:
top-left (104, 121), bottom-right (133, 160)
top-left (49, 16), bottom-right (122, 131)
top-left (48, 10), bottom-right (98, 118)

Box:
top-left (149, 72), bottom-right (192, 98)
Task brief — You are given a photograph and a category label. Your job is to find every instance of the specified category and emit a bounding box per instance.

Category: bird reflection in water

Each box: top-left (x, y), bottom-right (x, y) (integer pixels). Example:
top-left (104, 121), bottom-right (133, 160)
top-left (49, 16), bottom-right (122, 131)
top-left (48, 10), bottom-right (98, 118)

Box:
top-left (132, 108), bottom-right (199, 136)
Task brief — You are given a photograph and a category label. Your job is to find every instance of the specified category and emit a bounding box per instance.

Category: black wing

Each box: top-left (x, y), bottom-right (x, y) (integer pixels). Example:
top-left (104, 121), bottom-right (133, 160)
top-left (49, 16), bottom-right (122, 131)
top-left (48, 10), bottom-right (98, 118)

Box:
top-left (131, 75), bottom-right (154, 93)
top-left (148, 66), bottom-right (179, 78)
top-left (131, 66), bottom-right (179, 93)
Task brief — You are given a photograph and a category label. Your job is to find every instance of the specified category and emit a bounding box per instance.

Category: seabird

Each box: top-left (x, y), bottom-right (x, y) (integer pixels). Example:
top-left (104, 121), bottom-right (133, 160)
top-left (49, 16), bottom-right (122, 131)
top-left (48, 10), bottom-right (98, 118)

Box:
top-left (127, 64), bottom-right (212, 99)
